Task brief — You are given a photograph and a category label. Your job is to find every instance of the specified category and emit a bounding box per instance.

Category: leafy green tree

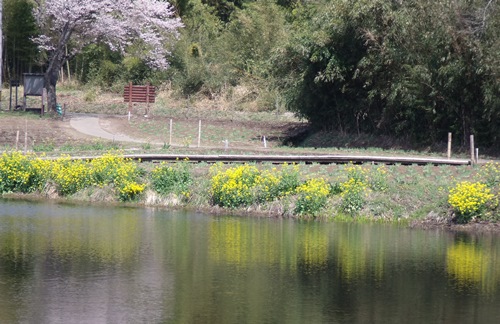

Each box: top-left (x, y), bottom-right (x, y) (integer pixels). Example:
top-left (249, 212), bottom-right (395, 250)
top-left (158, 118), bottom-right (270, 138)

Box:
top-left (170, 0), bottom-right (287, 106)
top-left (202, 0), bottom-right (247, 22)
top-left (3, 0), bottom-right (39, 80)
top-left (271, 0), bottom-right (500, 148)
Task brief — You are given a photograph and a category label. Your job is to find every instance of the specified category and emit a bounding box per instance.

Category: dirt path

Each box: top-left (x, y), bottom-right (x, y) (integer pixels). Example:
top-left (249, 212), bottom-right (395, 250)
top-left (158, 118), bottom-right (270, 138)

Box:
top-left (69, 114), bottom-right (144, 143)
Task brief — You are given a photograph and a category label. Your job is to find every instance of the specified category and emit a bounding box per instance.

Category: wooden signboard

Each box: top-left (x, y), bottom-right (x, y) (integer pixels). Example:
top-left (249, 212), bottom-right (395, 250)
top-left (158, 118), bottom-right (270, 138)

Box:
top-left (123, 82), bottom-right (156, 116)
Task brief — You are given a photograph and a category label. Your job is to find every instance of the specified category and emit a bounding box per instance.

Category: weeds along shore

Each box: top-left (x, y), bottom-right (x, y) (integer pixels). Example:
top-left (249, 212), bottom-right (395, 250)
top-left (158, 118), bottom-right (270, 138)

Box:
top-left (0, 151), bottom-right (499, 227)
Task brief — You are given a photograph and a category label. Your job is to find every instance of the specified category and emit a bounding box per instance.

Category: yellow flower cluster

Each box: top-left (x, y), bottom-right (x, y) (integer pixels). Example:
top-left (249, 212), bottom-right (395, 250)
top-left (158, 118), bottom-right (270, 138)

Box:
top-left (345, 164), bottom-right (368, 183)
top-left (119, 181), bottom-right (145, 202)
top-left (343, 163), bottom-right (387, 192)
top-left (448, 181), bottom-right (494, 218)
top-left (0, 151), bottom-right (49, 193)
top-left (0, 151), bottom-right (143, 199)
top-left (295, 178), bottom-right (331, 215)
top-left (210, 163), bottom-right (300, 208)
top-left (50, 157), bottom-right (93, 195)
top-left (478, 162), bottom-right (500, 188)
top-left (340, 177), bottom-right (368, 197)
top-left (211, 164), bottom-right (260, 208)
top-left (339, 177), bottom-right (369, 214)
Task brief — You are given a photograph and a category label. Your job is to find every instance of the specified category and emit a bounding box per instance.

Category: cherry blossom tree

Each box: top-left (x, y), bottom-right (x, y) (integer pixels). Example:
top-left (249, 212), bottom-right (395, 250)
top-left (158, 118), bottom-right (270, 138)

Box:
top-left (32, 0), bottom-right (183, 111)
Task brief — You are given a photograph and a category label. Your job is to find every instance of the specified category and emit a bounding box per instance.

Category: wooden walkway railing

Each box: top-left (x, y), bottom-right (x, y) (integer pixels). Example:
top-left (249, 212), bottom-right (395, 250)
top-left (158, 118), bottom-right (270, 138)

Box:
top-left (66, 154), bottom-right (471, 166)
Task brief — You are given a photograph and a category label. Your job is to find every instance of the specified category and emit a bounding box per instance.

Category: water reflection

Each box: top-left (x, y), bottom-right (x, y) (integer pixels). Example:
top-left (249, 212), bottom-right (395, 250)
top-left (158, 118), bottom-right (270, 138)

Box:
top-left (446, 237), bottom-right (500, 294)
top-left (1, 200), bottom-right (500, 323)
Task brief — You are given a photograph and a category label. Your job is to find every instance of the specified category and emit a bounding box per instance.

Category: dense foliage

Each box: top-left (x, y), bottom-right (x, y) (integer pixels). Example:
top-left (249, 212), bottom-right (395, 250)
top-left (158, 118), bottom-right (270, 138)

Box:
top-left (272, 0), bottom-right (499, 148)
top-left (2, 0), bottom-right (499, 148)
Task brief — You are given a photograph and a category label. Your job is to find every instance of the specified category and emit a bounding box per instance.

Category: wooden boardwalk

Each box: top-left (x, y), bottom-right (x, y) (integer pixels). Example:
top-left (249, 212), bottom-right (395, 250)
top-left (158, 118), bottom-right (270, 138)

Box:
top-left (70, 154), bottom-right (471, 166)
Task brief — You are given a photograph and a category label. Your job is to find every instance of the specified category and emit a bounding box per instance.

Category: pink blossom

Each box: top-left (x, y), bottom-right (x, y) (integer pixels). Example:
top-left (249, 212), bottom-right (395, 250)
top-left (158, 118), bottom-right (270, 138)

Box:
top-left (33, 0), bottom-right (183, 69)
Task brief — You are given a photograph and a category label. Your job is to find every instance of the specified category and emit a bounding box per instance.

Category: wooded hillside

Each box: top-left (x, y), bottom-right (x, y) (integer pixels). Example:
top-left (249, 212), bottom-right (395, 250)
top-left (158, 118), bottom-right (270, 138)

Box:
top-left (2, 0), bottom-right (499, 150)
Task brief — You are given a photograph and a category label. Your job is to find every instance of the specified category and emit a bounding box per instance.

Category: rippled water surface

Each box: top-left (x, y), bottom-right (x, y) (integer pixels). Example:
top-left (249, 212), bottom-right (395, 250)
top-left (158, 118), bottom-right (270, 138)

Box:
top-left (1, 199), bottom-right (499, 323)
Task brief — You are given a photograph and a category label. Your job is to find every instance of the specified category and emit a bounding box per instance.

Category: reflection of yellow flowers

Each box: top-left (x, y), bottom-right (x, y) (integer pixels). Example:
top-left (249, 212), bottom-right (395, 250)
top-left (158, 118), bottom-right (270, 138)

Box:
top-left (448, 181), bottom-right (494, 216)
top-left (445, 242), bottom-right (498, 293)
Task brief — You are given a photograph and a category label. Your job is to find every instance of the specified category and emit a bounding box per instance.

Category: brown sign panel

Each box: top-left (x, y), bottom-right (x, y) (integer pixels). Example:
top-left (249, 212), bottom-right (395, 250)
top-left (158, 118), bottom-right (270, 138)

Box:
top-left (123, 84), bottom-right (156, 103)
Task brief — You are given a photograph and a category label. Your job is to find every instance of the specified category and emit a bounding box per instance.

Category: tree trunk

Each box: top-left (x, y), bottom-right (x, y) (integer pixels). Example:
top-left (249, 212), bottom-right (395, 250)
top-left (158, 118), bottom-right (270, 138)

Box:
top-left (44, 22), bottom-right (73, 112)
top-left (45, 63), bottom-right (60, 112)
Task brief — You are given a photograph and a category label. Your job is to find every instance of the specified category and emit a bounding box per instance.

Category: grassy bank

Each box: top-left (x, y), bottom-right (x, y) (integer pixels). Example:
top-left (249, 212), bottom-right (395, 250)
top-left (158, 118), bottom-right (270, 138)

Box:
top-left (1, 151), bottom-right (498, 228)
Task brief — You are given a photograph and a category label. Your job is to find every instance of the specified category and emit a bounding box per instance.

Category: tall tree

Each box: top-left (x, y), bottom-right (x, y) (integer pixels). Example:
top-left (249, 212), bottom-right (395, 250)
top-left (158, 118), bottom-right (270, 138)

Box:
top-left (271, 0), bottom-right (499, 148)
top-left (3, 0), bottom-right (39, 80)
top-left (32, 0), bottom-right (183, 111)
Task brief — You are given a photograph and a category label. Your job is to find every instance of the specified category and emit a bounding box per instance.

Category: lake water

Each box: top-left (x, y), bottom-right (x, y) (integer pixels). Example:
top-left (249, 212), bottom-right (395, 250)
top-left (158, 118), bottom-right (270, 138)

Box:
top-left (0, 199), bottom-right (499, 323)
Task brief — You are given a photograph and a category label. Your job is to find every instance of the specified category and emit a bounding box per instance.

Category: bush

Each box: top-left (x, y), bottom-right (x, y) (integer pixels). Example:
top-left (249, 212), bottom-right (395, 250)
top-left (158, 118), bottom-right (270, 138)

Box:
top-left (478, 162), bottom-right (500, 189)
top-left (47, 152), bottom-right (142, 198)
top-left (369, 165), bottom-right (388, 192)
top-left (210, 163), bottom-right (300, 208)
top-left (119, 181), bottom-right (145, 202)
top-left (255, 163), bottom-right (300, 203)
top-left (340, 178), bottom-right (369, 215)
top-left (210, 164), bottom-right (260, 208)
top-left (50, 157), bottom-right (93, 196)
top-left (448, 181), bottom-right (495, 223)
top-left (294, 178), bottom-right (331, 216)
top-left (0, 151), bottom-right (50, 193)
top-left (151, 161), bottom-right (192, 197)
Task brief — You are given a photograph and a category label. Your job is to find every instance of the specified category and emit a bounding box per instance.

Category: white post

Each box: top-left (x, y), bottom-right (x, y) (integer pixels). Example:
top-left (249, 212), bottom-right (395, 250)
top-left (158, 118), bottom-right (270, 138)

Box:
top-left (475, 148), bottom-right (479, 164)
top-left (224, 139), bottom-right (228, 151)
top-left (198, 120), bottom-right (201, 148)
top-left (24, 120), bottom-right (28, 154)
top-left (447, 132), bottom-right (452, 159)
top-left (263, 136), bottom-right (267, 148)
top-left (169, 119), bottom-right (173, 145)
top-left (128, 111), bottom-right (131, 122)
top-left (470, 135), bottom-right (475, 165)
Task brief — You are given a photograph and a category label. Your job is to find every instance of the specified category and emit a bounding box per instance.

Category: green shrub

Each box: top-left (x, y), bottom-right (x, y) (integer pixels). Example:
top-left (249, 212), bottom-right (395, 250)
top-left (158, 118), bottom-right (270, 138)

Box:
top-left (478, 162), bottom-right (500, 189)
top-left (255, 163), bottom-right (300, 203)
top-left (369, 165), bottom-right (388, 192)
top-left (151, 161), bottom-right (192, 197)
top-left (340, 178), bottom-right (368, 215)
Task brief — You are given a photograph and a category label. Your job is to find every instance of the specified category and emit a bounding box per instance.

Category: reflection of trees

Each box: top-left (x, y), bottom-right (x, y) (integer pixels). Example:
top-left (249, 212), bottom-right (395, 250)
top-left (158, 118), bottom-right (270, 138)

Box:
top-left (2, 204), bottom-right (500, 323)
top-left (0, 204), bottom-right (171, 323)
